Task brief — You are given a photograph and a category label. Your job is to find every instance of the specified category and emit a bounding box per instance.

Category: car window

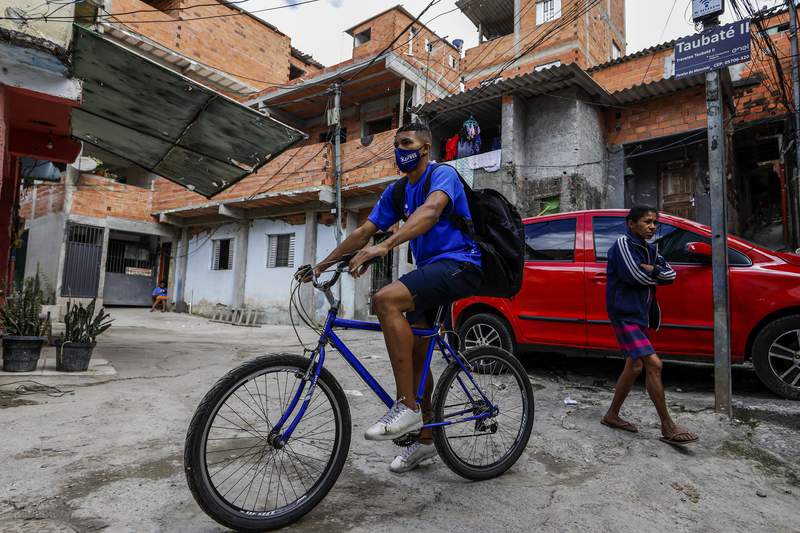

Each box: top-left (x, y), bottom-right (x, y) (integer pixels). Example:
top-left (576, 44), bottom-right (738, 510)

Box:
top-left (655, 224), bottom-right (751, 266)
top-left (592, 217), bottom-right (750, 266)
top-left (593, 217), bottom-right (627, 261)
top-left (525, 218), bottom-right (576, 261)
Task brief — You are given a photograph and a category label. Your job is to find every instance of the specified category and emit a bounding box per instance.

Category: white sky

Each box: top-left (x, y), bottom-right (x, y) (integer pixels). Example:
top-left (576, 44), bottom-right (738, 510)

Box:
top-left (246, 0), bottom-right (788, 67)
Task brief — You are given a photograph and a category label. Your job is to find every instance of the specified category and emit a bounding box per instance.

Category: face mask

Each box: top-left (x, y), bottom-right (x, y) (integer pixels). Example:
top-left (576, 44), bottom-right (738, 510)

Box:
top-left (395, 147), bottom-right (422, 173)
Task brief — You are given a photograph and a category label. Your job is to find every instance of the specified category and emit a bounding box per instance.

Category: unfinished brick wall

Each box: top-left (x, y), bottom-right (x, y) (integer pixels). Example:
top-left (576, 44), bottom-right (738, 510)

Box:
top-left (71, 175), bottom-right (156, 222)
top-left (604, 87), bottom-right (708, 146)
top-left (462, 0), bottom-right (625, 88)
top-left (594, 8), bottom-right (794, 141)
top-left (111, 0), bottom-right (321, 91)
top-left (19, 184), bottom-right (66, 220)
top-left (151, 129), bottom-right (399, 212)
top-left (346, 7), bottom-right (460, 96)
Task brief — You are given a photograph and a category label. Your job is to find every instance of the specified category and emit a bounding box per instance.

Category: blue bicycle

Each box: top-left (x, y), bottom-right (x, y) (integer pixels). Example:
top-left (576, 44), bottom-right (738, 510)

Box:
top-left (184, 256), bottom-right (535, 531)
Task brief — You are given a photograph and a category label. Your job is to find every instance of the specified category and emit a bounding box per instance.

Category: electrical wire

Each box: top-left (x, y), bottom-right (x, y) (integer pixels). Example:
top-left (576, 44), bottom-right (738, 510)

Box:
top-left (0, 0), bottom-right (320, 22)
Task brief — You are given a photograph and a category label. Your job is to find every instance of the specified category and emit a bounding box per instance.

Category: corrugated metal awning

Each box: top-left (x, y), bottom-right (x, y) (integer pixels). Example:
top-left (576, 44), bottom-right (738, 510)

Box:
top-left (70, 25), bottom-right (306, 198)
top-left (609, 74), bottom-right (706, 105)
top-left (456, 0), bottom-right (515, 40)
top-left (419, 63), bottom-right (613, 117)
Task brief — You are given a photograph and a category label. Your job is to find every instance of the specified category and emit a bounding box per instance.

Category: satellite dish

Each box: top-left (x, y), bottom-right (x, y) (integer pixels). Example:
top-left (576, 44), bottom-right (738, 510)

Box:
top-left (73, 156), bottom-right (98, 172)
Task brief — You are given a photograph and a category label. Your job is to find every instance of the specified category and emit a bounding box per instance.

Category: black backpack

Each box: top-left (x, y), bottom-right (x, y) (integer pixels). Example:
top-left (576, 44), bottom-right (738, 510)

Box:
top-left (391, 163), bottom-right (524, 298)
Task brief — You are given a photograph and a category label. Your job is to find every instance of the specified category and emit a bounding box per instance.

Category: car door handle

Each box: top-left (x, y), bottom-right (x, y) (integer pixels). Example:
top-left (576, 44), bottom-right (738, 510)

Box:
top-left (590, 273), bottom-right (606, 283)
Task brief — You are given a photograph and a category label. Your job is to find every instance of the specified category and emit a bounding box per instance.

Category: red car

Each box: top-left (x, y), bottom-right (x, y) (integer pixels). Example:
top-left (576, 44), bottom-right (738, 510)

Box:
top-left (453, 209), bottom-right (800, 400)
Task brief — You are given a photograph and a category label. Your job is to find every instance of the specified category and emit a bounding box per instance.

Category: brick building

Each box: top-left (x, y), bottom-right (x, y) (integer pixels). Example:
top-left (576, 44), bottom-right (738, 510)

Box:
top-left (457, 0), bottom-right (626, 88)
top-left (15, 1), bottom-right (800, 324)
top-left (421, 4), bottom-right (798, 253)
top-left (17, 1), bottom-right (310, 308)
top-left (150, 5), bottom-right (463, 322)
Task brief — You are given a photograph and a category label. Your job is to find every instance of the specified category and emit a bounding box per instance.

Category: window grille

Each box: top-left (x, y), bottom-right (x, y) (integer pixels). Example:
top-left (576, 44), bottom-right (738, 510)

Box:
top-left (267, 233), bottom-right (295, 268)
top-left (212, 239), bottom-right (234, 270)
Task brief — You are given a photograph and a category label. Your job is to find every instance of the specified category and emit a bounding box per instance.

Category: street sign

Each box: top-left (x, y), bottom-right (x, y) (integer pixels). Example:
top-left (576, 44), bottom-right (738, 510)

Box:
top-left (675, 19), bottom-right (751, 79)
top-left (693, 0), bottom-right (725, 23)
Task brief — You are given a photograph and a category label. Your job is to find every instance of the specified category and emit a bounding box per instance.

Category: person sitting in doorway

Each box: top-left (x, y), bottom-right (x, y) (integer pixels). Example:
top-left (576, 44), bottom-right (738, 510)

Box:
top-left (151, 281), bottom-right (169, 313)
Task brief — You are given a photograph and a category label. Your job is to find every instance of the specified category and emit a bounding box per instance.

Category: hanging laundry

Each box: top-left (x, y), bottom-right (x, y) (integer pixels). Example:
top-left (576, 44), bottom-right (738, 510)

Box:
top-left (444, 133), bottom-right (460, 161)
top-left (457, 116), bottom-right (481, 158)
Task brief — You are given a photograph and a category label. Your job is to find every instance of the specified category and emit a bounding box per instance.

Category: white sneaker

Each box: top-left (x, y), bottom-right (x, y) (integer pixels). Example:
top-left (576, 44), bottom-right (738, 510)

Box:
top-left (364, 399), bottom-right (423, 441)
top-left (390, 442), bottom-right (437, 473)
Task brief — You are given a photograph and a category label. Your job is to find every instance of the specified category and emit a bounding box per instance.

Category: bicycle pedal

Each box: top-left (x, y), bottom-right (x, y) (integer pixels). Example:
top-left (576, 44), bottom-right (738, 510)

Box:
top-left (391, 431), bottom-right (420, 447)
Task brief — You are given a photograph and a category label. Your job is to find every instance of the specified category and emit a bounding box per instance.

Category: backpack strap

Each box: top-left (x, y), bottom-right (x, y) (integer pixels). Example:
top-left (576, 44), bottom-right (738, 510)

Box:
top-left (431, 163), bottom-right (479, 242)
top-left (391, 176), bottom-right (409, 221)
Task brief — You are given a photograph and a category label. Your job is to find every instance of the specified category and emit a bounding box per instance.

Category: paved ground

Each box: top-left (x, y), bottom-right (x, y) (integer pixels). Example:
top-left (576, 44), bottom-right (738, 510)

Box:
top-left (1, 308), bottom-right (799, 532)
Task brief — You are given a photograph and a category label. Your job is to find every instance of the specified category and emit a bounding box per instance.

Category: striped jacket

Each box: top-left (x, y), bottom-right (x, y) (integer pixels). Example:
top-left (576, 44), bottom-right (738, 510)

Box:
top-left (606, 230), bottom-right (677, 329)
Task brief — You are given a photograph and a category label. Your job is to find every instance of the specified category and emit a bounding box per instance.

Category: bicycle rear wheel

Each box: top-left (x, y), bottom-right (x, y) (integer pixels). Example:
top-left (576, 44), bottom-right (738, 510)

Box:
top-left (184, 354), bottom-right (351, 531)
top-left (432, 346), bottom-right (534, 480)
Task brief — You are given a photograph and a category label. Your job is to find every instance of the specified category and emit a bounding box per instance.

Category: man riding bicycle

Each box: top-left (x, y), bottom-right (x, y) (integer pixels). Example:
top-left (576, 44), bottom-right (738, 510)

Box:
top-left (298, 121), bottom-right (482, 473)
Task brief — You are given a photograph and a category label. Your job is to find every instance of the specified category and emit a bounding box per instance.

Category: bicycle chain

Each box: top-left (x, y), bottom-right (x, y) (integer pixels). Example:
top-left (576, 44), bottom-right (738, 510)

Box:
top-left (391, 431), bottom-right (420, 447)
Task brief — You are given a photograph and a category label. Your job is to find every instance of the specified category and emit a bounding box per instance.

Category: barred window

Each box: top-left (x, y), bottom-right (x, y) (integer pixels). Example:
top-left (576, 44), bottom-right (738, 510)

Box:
top-left (536, 0), bottom-right (561, 24)
top-left (267, 233), bottom-right (295, 268)
top-left (212, 239), bottom-right (233, 270)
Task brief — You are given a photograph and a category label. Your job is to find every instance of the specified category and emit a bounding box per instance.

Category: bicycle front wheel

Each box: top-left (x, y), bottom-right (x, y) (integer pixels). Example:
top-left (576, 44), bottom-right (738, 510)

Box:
top-left (184, 354), bottom-right (351, 531)
top-left (432, 346), bottom-right (534, 480)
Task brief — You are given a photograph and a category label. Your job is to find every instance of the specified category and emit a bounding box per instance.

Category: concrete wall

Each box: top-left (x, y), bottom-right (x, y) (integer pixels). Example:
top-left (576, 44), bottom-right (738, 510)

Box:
top-left (0, 1), bottom-right (74, 50)
top-left (243, 218), bottom-right (306, 323)
top-left (184, 223), bottom-right (239, 314)
top-left (182, 218), bottom-right (359, 324)
top-left (23, 211), bottom-right (65, 297)
top-left (496, 87), bottom-right (608, 217)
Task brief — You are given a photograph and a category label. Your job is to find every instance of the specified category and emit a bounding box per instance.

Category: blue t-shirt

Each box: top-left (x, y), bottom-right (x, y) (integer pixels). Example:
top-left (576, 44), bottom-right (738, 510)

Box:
top-left (368, 163), bottom-right (482, 268)
top-left (152, 287), bottom-right (167, 297)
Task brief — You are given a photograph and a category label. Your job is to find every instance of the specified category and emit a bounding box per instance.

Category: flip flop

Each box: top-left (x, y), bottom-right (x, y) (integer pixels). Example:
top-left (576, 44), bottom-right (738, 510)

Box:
top-left (601, 417), bottom-right (638, 433)
top-left (660, 431), bottom-right (699, 446)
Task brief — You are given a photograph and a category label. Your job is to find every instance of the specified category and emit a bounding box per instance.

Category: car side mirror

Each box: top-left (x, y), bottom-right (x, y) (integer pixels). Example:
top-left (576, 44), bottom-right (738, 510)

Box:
top-left (686, 241), bottom-right (712, 262)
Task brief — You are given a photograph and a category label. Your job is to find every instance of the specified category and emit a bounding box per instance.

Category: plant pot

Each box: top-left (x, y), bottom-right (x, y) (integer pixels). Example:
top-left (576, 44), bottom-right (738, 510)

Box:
top-left (58, 342), bottom-right (95, 372)
top-left (2, 336), bottom-right (46, 372)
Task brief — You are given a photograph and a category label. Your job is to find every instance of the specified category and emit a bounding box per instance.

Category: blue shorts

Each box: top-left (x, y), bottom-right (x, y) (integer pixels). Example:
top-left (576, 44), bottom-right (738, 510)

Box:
top-left (399, 259), bottom-right (482, 326)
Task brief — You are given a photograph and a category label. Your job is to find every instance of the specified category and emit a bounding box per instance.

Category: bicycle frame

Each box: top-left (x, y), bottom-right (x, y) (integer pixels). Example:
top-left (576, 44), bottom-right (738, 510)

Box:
top-left (271, 301), bottom-right (498, 445)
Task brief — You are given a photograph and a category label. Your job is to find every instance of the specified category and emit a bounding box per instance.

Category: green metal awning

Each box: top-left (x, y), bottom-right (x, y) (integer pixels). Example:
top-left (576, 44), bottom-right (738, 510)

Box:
top-left (71, 25), bottom-right (306, 198)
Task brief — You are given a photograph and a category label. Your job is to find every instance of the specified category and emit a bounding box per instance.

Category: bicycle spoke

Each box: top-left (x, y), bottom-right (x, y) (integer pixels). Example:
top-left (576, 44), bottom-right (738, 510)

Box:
top-left (201, 364), bottom-right (342, 518)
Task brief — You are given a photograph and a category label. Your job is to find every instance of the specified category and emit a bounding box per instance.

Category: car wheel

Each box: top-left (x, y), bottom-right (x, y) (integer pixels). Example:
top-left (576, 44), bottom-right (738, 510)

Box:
top-left (458, 313), bottom-right (514, 354)
top-left (752, 315), bottom-right (800, 401)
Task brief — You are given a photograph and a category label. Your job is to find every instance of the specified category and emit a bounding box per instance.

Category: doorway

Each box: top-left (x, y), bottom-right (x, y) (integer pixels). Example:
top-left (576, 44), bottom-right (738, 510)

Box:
top-left (659, 159), bottom-right (696, 220)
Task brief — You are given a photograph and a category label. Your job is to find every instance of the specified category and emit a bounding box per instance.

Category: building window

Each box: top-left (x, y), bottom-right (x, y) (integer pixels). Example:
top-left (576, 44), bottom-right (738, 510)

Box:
top-left (612, 42), bottom-right (621, 60)
top-left (765, 22), bottom-right (789, 36)
top-left (424, 39), bottom-right (433, 53)
top-left (536, 0), bottom-right (561, 24)
top-left (534, 60), bottom-right (561, 72)
top-left (363, 116), bottom-right (393, 137)
top-left (212, 239), bottom-right (233, 271)
top-left (289, 64), bottom-right (305, 80)
top-left (319, 127), bottom-right (347, 144)
top-left (354, 27), bottom-right (371, 46)
top-left (408, 27), bottom-right (418, 55)
top-left (448, 54), bottom-right (457, 69)
top-left (267, 233), bottom-right (295, 268)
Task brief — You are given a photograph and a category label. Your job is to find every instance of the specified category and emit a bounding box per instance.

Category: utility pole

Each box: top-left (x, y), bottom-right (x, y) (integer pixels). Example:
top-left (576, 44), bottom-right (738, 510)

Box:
top-left (704, 15), bottom-right (733, 417)
top-left (787, 0), bottom-right (800, 249)
top-left (332, 82), bottom-right (343, 246)
top-left (332, 82), bottom-right (343, 302)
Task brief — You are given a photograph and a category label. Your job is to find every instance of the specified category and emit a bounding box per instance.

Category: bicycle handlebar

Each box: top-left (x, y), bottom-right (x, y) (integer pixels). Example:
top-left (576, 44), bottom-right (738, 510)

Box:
top-left (310, 251), bottom-right (381, 292)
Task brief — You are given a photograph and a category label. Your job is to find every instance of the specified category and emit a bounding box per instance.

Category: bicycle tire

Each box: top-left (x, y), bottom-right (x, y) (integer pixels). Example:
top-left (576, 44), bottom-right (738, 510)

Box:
top-left (432, 346), bottom-right (534, 481)
top-left (184, 354), bottom-right (351, 531)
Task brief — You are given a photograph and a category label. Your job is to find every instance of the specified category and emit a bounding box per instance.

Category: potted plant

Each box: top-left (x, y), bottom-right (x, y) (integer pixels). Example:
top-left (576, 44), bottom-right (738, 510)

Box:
top-left (59, 299), bottom-right (113, 372)
top-left (0, 275), bottom-right (50, 372)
